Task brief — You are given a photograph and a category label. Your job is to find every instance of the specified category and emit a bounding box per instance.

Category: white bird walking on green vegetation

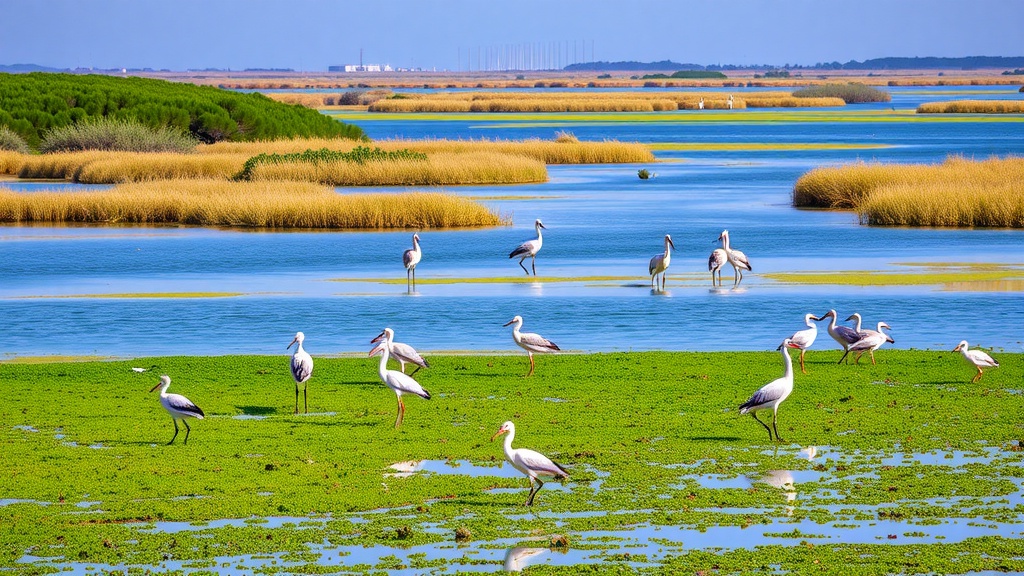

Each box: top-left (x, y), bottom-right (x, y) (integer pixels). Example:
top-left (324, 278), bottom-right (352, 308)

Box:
top-left (648, 234), bottom-right (676, 290)
top-left (839, 322), bottom-right (894, 365)
top-left (953, 340), bottom-right (999, 383)
top-left (819, 309), bottom-right (863, 363)
top-left (717, 230), bottom-right (751, 286)
top-left (370, 340), bottom-right (431, 428)
top-left (503, 315), bottom-right (560, 377)
top-left (491, 420), bottom-right (569, 506)
top-left (371, 327), bottom-right (429, 375)
top-left (785, 313), bottom-right (820, 374)
top-left (403, 233), bottom-right (421, 291)
top-left (739, 339), bottom-right (794, 443)
top-left (509, 219), bottom-right (546, 276)
top-left (150, 375), bottom-right (205, 445)
top-left (288, 331), bottom-right (313, 414)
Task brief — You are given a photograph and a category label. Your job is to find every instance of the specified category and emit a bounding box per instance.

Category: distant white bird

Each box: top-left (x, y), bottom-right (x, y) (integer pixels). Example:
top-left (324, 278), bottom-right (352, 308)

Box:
top-left (727, 94), bottom-right (735, 109)
top-left (371, 327), bottom-right (429, 375)
top-left (717, 230), bottom-right (752, 286)
top-left (648, 234), bottom-right (676, 290)
top-left (403, 233), bottom-right (422, 291)
top-left (370, 340), bottom-right (431, 428)
top-left (739, 339), bottom-right (794, 443)
top-left (839, 321), bottom-right (894, 365)
top-left (288, 331), bottom-right (313, 414)
top-left (503, 315), bottom-right (560, 377)
top-left (786, 313), bottom-right (820, 374)
top-left (698, 97), bottom-right (705, 110)
top-left (953, 340), bottom-right (999, 383)
top-left (150, 375), bottom-right (205, 445)
top-left (491, 421), bottom-right (569, 506)
top-left (509, 219), bottom-right (546, 276)
top-left (708, 247), bottom-right (728, 287)
top-left (819, 309), bottom-right (863, 364)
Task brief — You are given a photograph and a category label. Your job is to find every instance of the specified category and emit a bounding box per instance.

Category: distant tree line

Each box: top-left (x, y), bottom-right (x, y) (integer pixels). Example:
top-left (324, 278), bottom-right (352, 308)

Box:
top-left (0, 72), bottom-right (365, 148)
top-left (566, 56), bottom-right (1024, 72)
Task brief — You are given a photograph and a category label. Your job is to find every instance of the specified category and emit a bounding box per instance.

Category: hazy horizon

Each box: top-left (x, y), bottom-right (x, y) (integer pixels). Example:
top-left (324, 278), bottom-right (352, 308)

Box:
top-left (1, 0), bottom-right (1021, 72)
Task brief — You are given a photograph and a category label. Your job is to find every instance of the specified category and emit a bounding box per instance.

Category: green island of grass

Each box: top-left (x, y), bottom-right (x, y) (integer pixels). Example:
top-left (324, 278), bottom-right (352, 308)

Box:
top-left (1, 351), bottom-right (1021, 574)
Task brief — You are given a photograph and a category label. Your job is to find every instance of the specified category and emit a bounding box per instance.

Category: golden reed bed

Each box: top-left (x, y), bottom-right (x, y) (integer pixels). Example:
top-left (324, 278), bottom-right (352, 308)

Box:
top-left (917, 100), bottom-right (1024, 114)
top-left (794, 156), bottom-right (1024, 228)
top-left (0, 179), bottom-right (506, 229)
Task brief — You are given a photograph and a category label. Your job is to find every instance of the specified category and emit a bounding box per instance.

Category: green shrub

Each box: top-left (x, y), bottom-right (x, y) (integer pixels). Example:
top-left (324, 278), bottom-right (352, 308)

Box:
top-left (235, 146), bottom-right (428, 180)
top-left (792, 83), bottom-right (891, 103)
top-left (38, 118), bottom-right (199, 153)
top-left (0, 125), bottom-right (30, 153)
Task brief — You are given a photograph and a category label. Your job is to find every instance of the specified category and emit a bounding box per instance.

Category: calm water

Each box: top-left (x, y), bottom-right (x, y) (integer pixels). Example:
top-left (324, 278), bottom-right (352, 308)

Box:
top-left (1, 87), bottom-right (1023, 358)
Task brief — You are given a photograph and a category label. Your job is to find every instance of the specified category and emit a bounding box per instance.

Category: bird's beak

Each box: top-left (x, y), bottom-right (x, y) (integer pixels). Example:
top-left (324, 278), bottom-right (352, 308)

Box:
top-left (149, 382), bottom-right (162, 393)
top-left (538, 222), bottom-right (546, 229)
top-left (490, 428), bottom-right (507, 442)
top-left (502, 319), bottom-right (515, 327)
top-left (844, 315), bottom-right (856, 321)
top-left (370, 330), bottom-right (385, 344)
top-left (777, 343), bottom-right (785, 351)
top-left (287, 338), bottom-right (297, 350)
top-left (811, 316), bottom-right (821, 322)
top-left (369, 343), bottom-right (385, 357)
top-left (668, 238), bottom-right (676, 251)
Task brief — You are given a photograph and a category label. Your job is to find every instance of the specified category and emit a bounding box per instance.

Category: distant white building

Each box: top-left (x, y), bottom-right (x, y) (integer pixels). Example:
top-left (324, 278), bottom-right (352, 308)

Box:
top-left (329, 64), bottom-right (393, 72)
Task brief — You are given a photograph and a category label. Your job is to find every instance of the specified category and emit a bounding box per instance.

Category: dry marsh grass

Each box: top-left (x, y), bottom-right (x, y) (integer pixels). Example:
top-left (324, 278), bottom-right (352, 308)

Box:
top-left (0, 151), bottom-right (25, 175)
top-left (917, 100), bottom-right (1024, 114)
top-left (0, 179), bottom-right (506, 229)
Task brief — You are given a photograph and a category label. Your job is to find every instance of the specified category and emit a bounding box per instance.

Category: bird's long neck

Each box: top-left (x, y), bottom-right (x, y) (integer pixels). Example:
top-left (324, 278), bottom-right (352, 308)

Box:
top-left (852, 316), bottom-right (862, 332)
top-left (826, 313), bottom-right (837, 331)
top-left (805, 317), bottom-right (816, 329)
top-left (377, 346), bottom-right (390, 378)
top-left (720, 234), bottom-right (730, 251)
top-left (158, 383), bottom-right (170, 398)
top-left (535, 225), bottom-right (543, 245)
top-left (502, 429), bottom-right (516, 460)
top-left (295, 341), bottom-right (305, 355)
top-left (780, 346), bottom-right (793, 379)
top-left (412, 237), bottom-right (420, 254)
top-left (664, 239), bottom-right (672, 259)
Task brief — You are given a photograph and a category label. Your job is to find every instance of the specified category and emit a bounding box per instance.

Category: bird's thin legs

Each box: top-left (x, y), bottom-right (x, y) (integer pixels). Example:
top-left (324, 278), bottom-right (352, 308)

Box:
top-left (183, 419), bottom-right (192, 445)
top-left (750, 413), bottom-right (773, 441)
top-left (771, 411), bottom-right (784, 443)
top-left (303, 387), bottom-right (308, 414)
top-left (972, 368), bottom-right (983, 383)
top-left (531, 257), bottom-right (537, 276)
top-left (799, 350), bottom-right (807, 374)
top-left (525, 479), bottom-right (544, 506)
top-left (411, 267), bottom-right (416, 290)
top-left (295, 386), bottom-right (300, 414)
top-left (409, 366), bottom-right (422, 376)
top-left (407, 269), bottom-right (412, 292)
top-left (395, 397), bottom-right (405, 428)
top-left (518, 259), bottom-right (530, 276)
top-left (168, 419), bottom-right (180, 445)
top-left (526, 353), bottom-right (535, 377)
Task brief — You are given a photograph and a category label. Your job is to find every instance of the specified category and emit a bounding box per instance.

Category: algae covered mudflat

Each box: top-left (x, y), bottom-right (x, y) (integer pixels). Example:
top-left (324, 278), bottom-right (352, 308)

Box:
top-left (1, 351), bottom-right (1021, 574)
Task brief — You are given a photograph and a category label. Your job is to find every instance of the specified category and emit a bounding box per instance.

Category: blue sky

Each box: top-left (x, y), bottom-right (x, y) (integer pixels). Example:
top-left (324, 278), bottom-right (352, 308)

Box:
top-left (2, 0), bottom-right (1021, 71)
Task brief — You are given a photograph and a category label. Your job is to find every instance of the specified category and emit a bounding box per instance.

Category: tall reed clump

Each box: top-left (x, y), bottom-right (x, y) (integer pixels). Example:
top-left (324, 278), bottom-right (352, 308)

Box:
top-left (792, 83), bottom-right (891, 103)
top-left (16, 151), bottom-right (248, 182)
top-left (39, 118), bottom-right (199, 154)
top-left (0, 151), bottom-right (25, 175)
top-left (0, 180), bottom-right (507, 229)
top-left (793, 162), bottom-right (932, 208)
top-left (917, 100), bottom-right (1024, 114)
top-left (0, 126), bottom-right (30, 153)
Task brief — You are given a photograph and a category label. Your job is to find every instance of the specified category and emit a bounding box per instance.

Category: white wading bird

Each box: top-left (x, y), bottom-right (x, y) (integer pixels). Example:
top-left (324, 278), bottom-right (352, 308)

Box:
top-left (785, 313), bottom-right (820, 374)
top-left (708, 247), bottom-right (728, 287)
top-left (403, 233), bottom-right (422, 291)
top-left (819, 309), bottom-right (863, 363)
top-left (648, 234), bottom-right (676, 290)
top-left (509, 219), bottom-right (546, 276)
top-left (288, 331), bottom-right (313, 414)
top-left (503, 315), bottom-right (560, 377)
top-left (717, 230), bottom-right (752, 286)
top-left (371, 327), bottom-right (429, 375)
top-left (370, 340), bottom-right (431, 428)
top-left (491, 421), bottom-right (569, 506)
top-left (839, 321), bottom-right (894, 365)
top-left (150, 375), bottom-right (205, 445)
top-left (739, 339), bottom-right (794, 443)
top-left (953, 340), bottom-right (999, 383)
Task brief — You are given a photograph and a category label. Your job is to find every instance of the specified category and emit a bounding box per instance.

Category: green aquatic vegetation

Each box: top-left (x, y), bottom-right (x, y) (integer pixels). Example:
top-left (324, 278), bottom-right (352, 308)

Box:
top-left (0, 351), bottom-right (1021, 573)
top-left (763, 268), bottom-right (1024, 286)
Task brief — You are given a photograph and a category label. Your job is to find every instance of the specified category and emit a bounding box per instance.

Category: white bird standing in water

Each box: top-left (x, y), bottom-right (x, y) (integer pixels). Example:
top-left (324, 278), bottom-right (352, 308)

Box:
top-left (839, 322), bottom-right (894, 365)
top-left (785, 313), bottom-right (820, 374)
top-left (509, 219), bottom-right (546, 276)
top-left (503, 315), bottom-right (560, 377)
top-left (648, 234), bottom-right (676, 290)
top-left (371, 327), bottom-right (429, 375)
top-left (819, 309), bottom-right (863, 363)
top-left (717, 230), bottom-right (752, 286)
top-left (150, 375), bottom-right (205, 445)
top-left (403, 233), bottom-right (422, 291)
top-left (491, 420), bottom-right (569, 506)
top-left (708, 247), bottom-right (728, 287)
top-left (370, 340), bottom-right (431, 428)
top-left (953, 340), bottom-right (999, 383)
top-left (739, 339), bottom-right (794, 443)
top-left (288, 331), bottom-right (313, 414)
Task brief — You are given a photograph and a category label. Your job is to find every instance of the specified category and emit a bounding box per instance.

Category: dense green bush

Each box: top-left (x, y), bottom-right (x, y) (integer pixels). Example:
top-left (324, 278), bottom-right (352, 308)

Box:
top-left (39, 118), bottom-right (198, 153)
top-left (235, 146), bottom-right (427, 180)
top-left (0, 72), bottom-right (366, 148)
top-left (0, 125), bottom-right (30, 153)
top-left (793, 83), bottom-right (891, 103)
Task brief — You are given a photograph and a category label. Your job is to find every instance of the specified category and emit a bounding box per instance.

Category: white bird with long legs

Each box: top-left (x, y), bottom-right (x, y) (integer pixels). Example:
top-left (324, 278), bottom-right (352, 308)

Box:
top-left (819, 310), bottom-right (862, 363)
top-left (150, 375), bottom-right (205, 445)
top-left (708, 247), bottom-right (728, 287)
top-left (491, 421), bottom-right (569, 506)
top-left (503, 315), bottom-right (560, 377)
top-left (953, 340), bottom-right (999, 383)
top-left (648, 234), bottom-right (676, 290)
top-left (717, 230), bottom-right (752, 286)
top-left (371, 327), bottom-right (429, 375)
top-left (786, 313), bottom-right (820, 374)
top-left (402, 233), bottom-right (422, 291)
top-left (369, 341), bottom-right (431, 428)
top-left (509, 219), bottom-right (546, 276)
top-left (839, 322), bottom-right (894, 365)
top-left (287, 331), bottom-right (313, 414)
top-left (739, 339), bottom-right (794, 443)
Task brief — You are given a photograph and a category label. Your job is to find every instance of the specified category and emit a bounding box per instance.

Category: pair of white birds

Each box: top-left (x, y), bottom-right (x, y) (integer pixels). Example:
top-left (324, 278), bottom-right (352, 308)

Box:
top-left (648, 230), bottom-right (753, 290)
top-left (782, 310), bottom-right (895, 373)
